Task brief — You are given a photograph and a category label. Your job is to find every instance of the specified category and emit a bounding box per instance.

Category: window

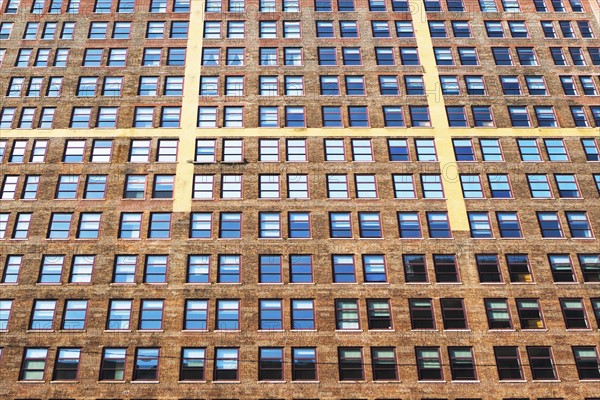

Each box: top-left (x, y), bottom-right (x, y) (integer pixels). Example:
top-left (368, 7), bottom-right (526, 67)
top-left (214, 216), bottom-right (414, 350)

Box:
top-left (39, 255), bottom-right (65, 284)
top-left (259, 212), bottom-right (281, 238)
top-left (398, 213), bottom-right (422, 238)
top-left (495, 347), bottom-right (523, 381)
top-left (186, 255), bottom-right (210, 284)
top-left (216, 299), bottom-right (239, 330)
top-left (31, 140), bottom-right (47, 162)
top-left (402, 254), bottom-right (427, 282)
top-left (213, 347), bottom-right (239, 381)
top-left (485, 298), bottom-right (512, 329)
top-left (434, 47), bottom-right (453, 65)
top-left (52, 348), bottom-right (81, 381)
top-left (440, 298), bottom-right (467, 329)
top-left (363, 255), bottom-right (386, 283)
top-left (572, 106), bottom-right (590, 127)
top-left (335, 299), bottom-right (359, 330)
top-left (13, 213), bottom-right (32, 239)
top-left (569, 47), bottom-right (586, 65)
top-left (465, 76), bottom-right (486, 95)
top-left (0, 176), bottom-right (18, 200)
top-left (99, 348), bottom-right (126, 381)
top-left (133, 348), bottom-right (159, 381)
top-left (2, 255), bottom-right (22, 284)
top-left (582, 139), bottom-right (599, 161)
top-left (449, 347), bottom-right (477, 381)
top-left (505, 254), bottom-right (532, 283)
top-left (460, 175), bottom-right (484, 198)
top-left (355, 175), bottom-right (377, 198)
top-left (292, 348), bottom-right (317, 381)
top-left (492, 47), bottom-right (512, 65)
top-left (410, 108), bottom-right (431, 128)
top-left (152, 175), bottom-right (175, 199)
top-left (488, 174), bottom-right (512, 198)
top-left (259, 299), bottom-right (282, 330)
top-left (184, 299), bottom-right (208, 329)
top-left (48, 213), bottom-right (73, 239)
top-left (516, 298), bottom-right (544, 329)
top-left (259, 175), bottom-right (280, 199)
top-left (70, 107), bottom-right (92, 128)
top-left (385, 106), bottom-right (405, 130)
top-left (139, 299), bottom-right (164, 330)
top-left (427, 212), bottom-right (451, 238)
top-left (497, 212), bottom-right (522, 238)
top-left (290, 255), bottom-right (313, 283)
top-left (538, 212), bottom-right (563, 238)
top-left (416, 347), bottom-right (443, 380)
top-left (409, 299), bottom-right (435, 329)
top-left (527, 174), bottom-right (552, 198)
top-left (30, 300), bottom-right (56, 330)
top-left (501, 76), bottom-right (522, 95)
top-left (221, 175), bottom-right (242, 199)
top-left (69, 255), bottom-right (96, 283)
top-left (555, 174), bottom-right (580, 198)
top-left (289, 212), bottom-right (311, 239)
top-left (144, 255), bottom-right (168, 283)
top-left (560, 298), bottom-right (588, 329)
top-left (468, 212), bottom-right (493, 238)
top-left (180, 348), bottom-right (205, 381)
top-left (106, 300), bottom-right (132, 330)
top-left (291, 299), bottom-right (315, 329)
top-left (433, 254), bottom-right (459, 282)
top-left (0, 300), bottom-right (11, 330)
top-left (259, 348), bottom-right (284, 381)
top-left (219, 212), bottom-right (242, 238)
top-left (148, 213), bottom-right (171, 239)
top-left (358, 212), bottom-right (382, 238)
top-left (338, 348), bottom-right (364, 381)
top-left (566, 211), bottom-right (593, 238)
top-left (76, 213), bottom-right (101, 239)
top-left (119, 213), bottom-right (142, 239)
top-left (167, 48), bottom-right (186, 65)
top-left (129, 139), bottom-right (151, 162)
top-left (60, 300), bottom-right (87, 331)
top-left (476, 254), bottom-right (502, 283)
top-left (572, 347), bottom-right (600, 380)
top-left (20, 348), bottom-right (48, 381)
top-left (332, 254), bottom-right (356, 283)
top-left (259, 255), bottom-right (282, 283)
top-left (429, 21), bottom-right (448, 37)
top-left (365, 348), bottom-right (396, 383)
top-left (329, 212), bottom-right (352, 238)
top-left (458, 47), bottom-right (478, 65)
top-left (215, 254), bottom-right (239, 284)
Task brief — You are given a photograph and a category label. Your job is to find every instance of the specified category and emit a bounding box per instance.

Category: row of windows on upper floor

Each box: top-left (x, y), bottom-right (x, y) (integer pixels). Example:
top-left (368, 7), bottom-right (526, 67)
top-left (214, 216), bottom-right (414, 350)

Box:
top-left (0, 20), bottom-right (189, 41)
top-left (1, 137), bottom-right (598, 165)
top-left (4, 74), bottom-right (600, 101)
top-left (16, 16), bottom-right (596, 45)
top-left (2, 104), bottom-right (599, 129)
top-left (3, 46), bottom-right (600, 70)
top-left (2, 295), bottom-right (600, 334)
top-left (1, 0), bottom-right (590, 15)
top-left (5, 344), bottom-right (600, 384)
top-left (3, 171), bottom-right (600, 202)
top-left (0, 209), bottom-right (596, 242)
top-left (1, 0), bottom-right (189, 14)
top-left (1, 251), bottom-right (598, 286)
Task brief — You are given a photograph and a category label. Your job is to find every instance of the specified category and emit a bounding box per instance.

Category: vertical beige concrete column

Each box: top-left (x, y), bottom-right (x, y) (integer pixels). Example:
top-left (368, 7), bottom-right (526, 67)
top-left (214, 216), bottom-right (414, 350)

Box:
top-left (409, 0), bottom-right (469, 231)
top-left (174, 0), bottom-right (205, 212)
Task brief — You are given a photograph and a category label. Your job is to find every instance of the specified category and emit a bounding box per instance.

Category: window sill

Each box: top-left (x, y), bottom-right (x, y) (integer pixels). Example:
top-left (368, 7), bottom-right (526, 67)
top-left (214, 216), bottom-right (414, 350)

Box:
top-left (213, 381), bottom-right (241, 384)
top-left (131, 380), bottom-right (159, 384)
top-left (51, 380), bottom-right (79, 384)
top-left (418, 380), bottom-right (446, 383)
top-left (373, 380), bottom-right (401, 383)
top-left (26, 329), bottom-right (54, 333)
top-left (291, 381), bottom-right (319, 383)
top-left (17, 381), bottom-right (46, 384)
top-left (499, 380), bottom-right (527, 383)
top-left (178, 380), bottom-right (207, 383)
top-left (105, 330), bottom-right (131, 333)
top-left (98, 380), bottom-right (126, 384)
top-left (451, 380), bottom-right (480, 383)
top-left (61, 329), bottom-right (86, 333)
top-left (532, 379), bottom-right (561, 382)
top-left (290, 329), bottom-right (317, 332)
top-left (258, 380), bottom-right (286, 384)
top-left (258, 329), bottom-right (285, 332)
top-left (138, 330), bottom-right (164, 333)
top-left (338, 380), bottom-right (366, 383)
top-left (335, 329), bottom-right (363, 333)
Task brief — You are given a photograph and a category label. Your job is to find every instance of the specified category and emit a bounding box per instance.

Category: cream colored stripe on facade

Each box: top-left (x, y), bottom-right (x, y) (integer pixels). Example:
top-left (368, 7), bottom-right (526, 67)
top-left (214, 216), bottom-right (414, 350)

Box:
top-left (173, 0), bottom-right (206, 212)
top-left (409, 0), bottom-right (469, 231)
top-left (1, 128), bottom-right (599, 139)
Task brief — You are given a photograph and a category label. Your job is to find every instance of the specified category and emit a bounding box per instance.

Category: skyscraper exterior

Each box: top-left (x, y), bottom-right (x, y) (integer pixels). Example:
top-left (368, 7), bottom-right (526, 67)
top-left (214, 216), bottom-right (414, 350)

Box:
top-left (0, 0), bottom-right (599, 399)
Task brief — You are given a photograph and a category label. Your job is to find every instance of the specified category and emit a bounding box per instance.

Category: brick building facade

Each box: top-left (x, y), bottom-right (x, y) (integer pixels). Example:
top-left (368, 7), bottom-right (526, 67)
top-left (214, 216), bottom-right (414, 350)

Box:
top-left (0, 0), bottom-right (599, 399)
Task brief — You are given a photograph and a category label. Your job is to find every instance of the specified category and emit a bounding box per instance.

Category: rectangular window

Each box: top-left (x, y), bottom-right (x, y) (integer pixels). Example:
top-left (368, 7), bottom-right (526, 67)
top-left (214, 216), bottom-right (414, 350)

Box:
top-left (70, 255), bottom-right (94, 283)
top-left (217, 254), bottom-right (241, 283)
top-left (426, 212), bottom-right (451, 238)
top-left (573, 347), bottom-right (600, 380)
top-left (398, 213), bottom-right (422, 239)
top-left (30, 300), bottom-right (56, 330)
top-left (48, 213), bottom-right (73, 239)
top-left (287, 175), bottom-right (309, 199)
top-left (409, 298), bottom-right (435, 330)
top-left (579, 254), bottom-right (600, 282)
top-left (416, 347), bottom-right (443, 381)
top-left (100, 348), bottom-right (126, 381)
top-left (497, 212), bottom-right (522, 238)
top-left (77, 213), bottom-right (101, 239)
top-left (259, 348), bottom-right (284, 381)
top-left (144, 255), bottom-right (168, 283)
top-left (180, 348), bottom-right (206, 381)
top-left (291, 299), bottom-right (315, 329)
top-left (259, 299), bottom-right (283, 330)
top-left (113, 255), bottom-right (136, 283)
top-left (2, 255), bottom-right (22, 284)
top-left (449, 347), bottom-right (477, 381)
top-left (566, 211), bottom-right (593, 238)
top-left (13, 213), bottom-right (32, 239)
top-left (61, 300), bottom-right (87, 331)
top-left (358, 212), bottom-right (382, 238)
top-left (485, 298), bottom-right (512, 329)
top-left (433, 254), bottom-right (459, 282)
top-left (476, 254), bottom-right (502, 283)
top-left (560, 298), bottom-right (588, 329)
top-left (338, 347), bottom-right (364, 381)
top-left (468, 212), bottom-right (493, 238)
top-left (335, 299), bottom-right (359, 330)
top-left (495, 347), bottom-right (523, 380)
top-left (216, 300), bottom-right (239, 330)
top-left (516, 298), bottom-right (544, 329)
top-left (219, 212), bottom-right (242, 239)
top-left (185, 299), bottom-right (208, 330)
top-left (440, 298), bottom-right (468, 329)
top-left (107, 300), bottom-right (132, 330)
top-left (259, 255), bottom-right (282, 283)
top-left (148, 213), bottom-right (171, 239)
top-left (488, 174), bottom-right (512, 198)
top-left (139, 299), bottom-right (164, 330)
top-left (292, 348), bottom-right (317, 381)
top-left (187, 255), bottom-right (210, 283)
top-left (332, 254), bottom-right (356, 283)
top-left (20, 348), bottom-right (48, 381)
top-left (290, 255), bottom-right (313, 283)
top-left (393, 175), bottom-right (416, 199)
top-left (363, 254), bottom-right (387, 283)
top-left (133, 348), bottom-right (159, 381)
top-left (507, 254), bottom-right (533, 283)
